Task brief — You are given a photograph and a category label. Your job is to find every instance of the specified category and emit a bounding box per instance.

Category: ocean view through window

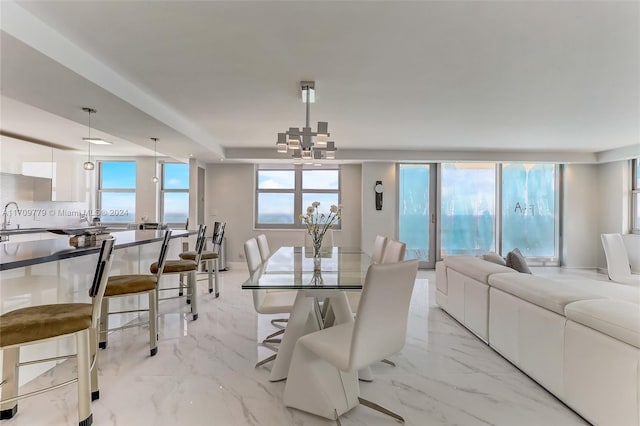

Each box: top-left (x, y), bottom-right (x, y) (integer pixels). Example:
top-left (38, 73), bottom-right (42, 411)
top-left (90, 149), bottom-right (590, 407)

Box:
top-left (97, 161), bottom-right (136, 223)
top-left (161, 162), bottom-right (189, 225)
top-left (255, 166), bottom-right (340, 229)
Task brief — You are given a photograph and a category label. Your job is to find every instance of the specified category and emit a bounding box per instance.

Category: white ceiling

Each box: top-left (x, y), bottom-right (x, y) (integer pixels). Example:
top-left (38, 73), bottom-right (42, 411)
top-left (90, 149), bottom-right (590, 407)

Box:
top-left (1, 1), bottom-right (638, 163)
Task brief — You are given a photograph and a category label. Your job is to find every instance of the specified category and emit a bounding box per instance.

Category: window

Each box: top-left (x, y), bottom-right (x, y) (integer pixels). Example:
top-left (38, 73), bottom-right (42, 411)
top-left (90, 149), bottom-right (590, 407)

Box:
top-left (399, 164), bottom-right (432, 262)
top-left (98, 161), bottom-right (136, 223)
top-left (633, 158), bottom-right (640, 233)
top-left (255, 166), bottom-right (340, 229)
top-left (161, 162), bottom-right (189, 225)
top-left (440, 163), bottom-right (496, 256)
top-left (502, 163), bottom-right (557, 257)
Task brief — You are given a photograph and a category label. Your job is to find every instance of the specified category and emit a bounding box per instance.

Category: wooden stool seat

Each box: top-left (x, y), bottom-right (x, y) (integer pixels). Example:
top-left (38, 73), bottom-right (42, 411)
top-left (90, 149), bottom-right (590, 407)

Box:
top-left (0, 303), bottom-right (92, 347)
top-left (150, 259), bottom-right (196, 274)
top-left (105, 275), bottom-right (157, 297)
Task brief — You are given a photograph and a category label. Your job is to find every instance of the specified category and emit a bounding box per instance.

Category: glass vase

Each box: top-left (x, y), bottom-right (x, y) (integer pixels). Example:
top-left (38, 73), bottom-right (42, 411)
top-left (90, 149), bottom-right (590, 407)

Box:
top-left (313, 240), bottom-right (322, 272)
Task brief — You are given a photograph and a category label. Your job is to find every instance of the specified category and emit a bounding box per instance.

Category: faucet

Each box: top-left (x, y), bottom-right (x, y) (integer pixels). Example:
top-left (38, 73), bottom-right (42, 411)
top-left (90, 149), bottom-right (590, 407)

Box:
top-left (79, 213), bottom-right (90, 226)
top-left (2, 201), bottom-right (20, 231)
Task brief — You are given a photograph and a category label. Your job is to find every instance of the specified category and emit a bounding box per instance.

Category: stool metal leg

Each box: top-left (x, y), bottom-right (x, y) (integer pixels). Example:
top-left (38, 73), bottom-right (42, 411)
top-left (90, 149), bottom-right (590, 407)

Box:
top-left (189, 270), bottom-right (198, 321)
top-left (149, 289), bottom-right (158, 356)
top-left (207, 259), bottom-right (214, 293)
top-left (98, 299), bottom-right (108, 349)
top-left (214, 258), bottom-right (220, 297)
top-left (76, 329), bottom-right (93, 426)
top-left (0, 346), bottom-right (19, 419)
top-left (89, 328), bottom-right (99, 401)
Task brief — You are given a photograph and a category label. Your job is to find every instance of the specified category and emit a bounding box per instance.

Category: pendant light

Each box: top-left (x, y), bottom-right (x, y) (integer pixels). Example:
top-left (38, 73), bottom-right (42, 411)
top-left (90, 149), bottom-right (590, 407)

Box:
top-left (151, 137), bottom-right (159, 183)
top-left (82, 107), bottom-right (96, 170)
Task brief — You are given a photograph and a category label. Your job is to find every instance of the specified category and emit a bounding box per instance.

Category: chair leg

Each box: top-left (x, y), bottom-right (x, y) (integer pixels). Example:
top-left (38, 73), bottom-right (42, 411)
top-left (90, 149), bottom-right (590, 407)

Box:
top-left (255, 354), bottom-right (277, 368)
top-left (178, 272), bottom-right (184, 297)
top-left (264, 328), bottom-right (285, 341)
top-left (358, 397), bottom-right (404, 423)
top-left (207, 260), bottom-right (214, 294)
top-left (0, 346), bottom-right (19, 419)
top-left (189, 271), bottom-right (198, 321)
top-left (381, 358), bottom-right (396, 367)
top-left (149, 289), bottom-right (158, 356)
top-left (89, 328), bottom-right (99, 401)
top-left (76, 329), bottom-right (93, 426)
top-left (98, 298), bottom-right (108, 349)
top-left (214, 258), bottom-right (220, 297)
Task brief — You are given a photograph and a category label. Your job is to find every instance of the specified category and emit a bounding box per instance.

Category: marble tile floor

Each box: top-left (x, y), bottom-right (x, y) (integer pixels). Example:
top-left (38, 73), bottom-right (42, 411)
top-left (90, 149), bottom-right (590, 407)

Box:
top-left (3, 266), bottom-right (599, 426)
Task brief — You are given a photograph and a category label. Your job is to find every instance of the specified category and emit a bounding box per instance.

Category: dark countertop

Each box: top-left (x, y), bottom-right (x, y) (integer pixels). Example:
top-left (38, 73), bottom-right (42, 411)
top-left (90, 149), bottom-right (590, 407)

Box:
top-left (0, 229), bottom-right (193, 271)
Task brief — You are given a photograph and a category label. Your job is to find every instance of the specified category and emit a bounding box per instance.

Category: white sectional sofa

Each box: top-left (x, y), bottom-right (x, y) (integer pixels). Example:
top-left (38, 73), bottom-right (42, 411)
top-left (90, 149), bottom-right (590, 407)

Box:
top-left (436, 256), bottom-right (640, 426)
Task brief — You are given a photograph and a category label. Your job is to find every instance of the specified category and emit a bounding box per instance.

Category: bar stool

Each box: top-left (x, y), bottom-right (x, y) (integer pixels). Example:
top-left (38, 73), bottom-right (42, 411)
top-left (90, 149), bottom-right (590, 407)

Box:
top-left (98, 230), bottom-right (172, 356)
top-left (0, 238), bottom-right (115, 426)
top-left (153, 225), bottom-right (206, 321)
top-left (179, 222), bottom-right (226, 297)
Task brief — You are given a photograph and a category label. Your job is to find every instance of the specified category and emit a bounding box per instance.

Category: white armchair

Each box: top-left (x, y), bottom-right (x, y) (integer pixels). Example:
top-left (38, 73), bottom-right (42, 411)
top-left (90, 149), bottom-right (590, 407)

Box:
top-left (283, 260), bottom-right (418, 422)
top-left (601, 233), bottom-right (640, 286)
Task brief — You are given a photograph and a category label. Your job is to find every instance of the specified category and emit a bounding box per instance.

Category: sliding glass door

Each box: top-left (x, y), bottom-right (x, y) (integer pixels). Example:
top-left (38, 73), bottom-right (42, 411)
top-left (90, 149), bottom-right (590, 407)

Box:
top-left (398, 164), bottom-right (437, 268)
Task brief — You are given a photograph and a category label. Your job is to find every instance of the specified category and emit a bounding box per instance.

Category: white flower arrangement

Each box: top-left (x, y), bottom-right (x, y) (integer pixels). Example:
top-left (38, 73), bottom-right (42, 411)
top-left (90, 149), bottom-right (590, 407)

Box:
top-left (299, 201), bottom-right (342, 255)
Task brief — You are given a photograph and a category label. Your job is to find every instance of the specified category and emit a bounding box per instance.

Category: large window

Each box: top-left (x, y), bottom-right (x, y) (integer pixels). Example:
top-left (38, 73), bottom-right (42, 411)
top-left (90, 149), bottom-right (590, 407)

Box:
top-left (633, 158), bottom-right (640, 233)
top-left (161, 162), bottom-right (189, 225)
top-left (502, 163), bottom-right (557, 256)
top-left (255, 166), bottom-right (340, 229)
top-left (440, 163), bottom-right (496, 256)
top-left (399, 164), bottom-right (432, 262)
top-left (98, 161), bottom-right (136, 223)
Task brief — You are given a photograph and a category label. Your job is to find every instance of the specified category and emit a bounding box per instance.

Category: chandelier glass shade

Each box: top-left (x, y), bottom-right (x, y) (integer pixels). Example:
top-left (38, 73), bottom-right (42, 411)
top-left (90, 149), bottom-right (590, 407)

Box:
top-left (276, 81), bottom-right (337, 160)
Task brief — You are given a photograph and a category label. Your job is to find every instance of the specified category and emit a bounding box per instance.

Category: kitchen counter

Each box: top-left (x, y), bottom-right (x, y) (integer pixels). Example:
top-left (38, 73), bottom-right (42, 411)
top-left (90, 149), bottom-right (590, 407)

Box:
top-left (0, 229), bottom-right (193, 271)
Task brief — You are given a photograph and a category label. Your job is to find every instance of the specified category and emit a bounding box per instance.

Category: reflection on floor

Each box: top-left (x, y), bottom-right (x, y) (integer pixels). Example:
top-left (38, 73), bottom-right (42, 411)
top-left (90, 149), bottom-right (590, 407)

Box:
top-left (5, 265), bottom-right (594, 425)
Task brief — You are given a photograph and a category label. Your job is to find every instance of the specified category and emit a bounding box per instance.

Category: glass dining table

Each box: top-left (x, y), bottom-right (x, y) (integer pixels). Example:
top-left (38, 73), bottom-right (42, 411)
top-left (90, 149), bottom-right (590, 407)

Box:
top-left (242, 246), bottom-right (371, 382)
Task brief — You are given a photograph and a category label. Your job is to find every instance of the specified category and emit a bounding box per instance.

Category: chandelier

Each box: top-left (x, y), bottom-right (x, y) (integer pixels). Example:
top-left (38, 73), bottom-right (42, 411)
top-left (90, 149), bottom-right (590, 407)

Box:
top-left (276, 81), bottom-right (337, 160)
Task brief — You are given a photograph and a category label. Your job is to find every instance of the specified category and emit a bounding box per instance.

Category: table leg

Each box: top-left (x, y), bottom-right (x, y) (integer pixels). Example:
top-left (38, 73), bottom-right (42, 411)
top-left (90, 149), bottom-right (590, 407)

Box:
top-left (269, 292), bottom-right (320, 381)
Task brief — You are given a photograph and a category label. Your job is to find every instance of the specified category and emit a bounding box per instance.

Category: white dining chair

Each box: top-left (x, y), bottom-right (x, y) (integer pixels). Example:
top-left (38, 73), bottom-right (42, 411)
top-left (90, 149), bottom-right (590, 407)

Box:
top-left (256, 234), bottom-right (271, 262)
top-left (283, 260), bottom-right (419, 422)
top-left (244, 238), bottom-right (297, 368)
top-left (305, 229), bottom-right (334, 251)
top-left (346, 235), bottom-right (388, 314)
top-left (601, 233), bottom-right (639, 285)
top-left (380, 238), bottom-right (407, 264)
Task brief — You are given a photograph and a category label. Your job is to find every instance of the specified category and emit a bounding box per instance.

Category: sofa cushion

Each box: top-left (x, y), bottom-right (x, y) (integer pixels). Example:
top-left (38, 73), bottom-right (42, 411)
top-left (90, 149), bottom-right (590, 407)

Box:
top-left (488, 273), bottom-right (602, 315)
top-left (444, 256), bottom-right (515, 284)
top-left (482, 252), bottom-right (507, 266)
top-left (559, 279), bottom-right (640, 305)
top-left (565, 299), bottom-right (640, 349)
top-left (506, 248), bottom-right (532, 274)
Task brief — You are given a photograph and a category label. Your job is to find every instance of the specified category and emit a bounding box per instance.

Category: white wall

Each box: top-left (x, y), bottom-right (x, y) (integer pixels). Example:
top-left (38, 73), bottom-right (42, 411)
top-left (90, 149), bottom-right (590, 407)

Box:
top-left (562, 164), bottom-right (600, 268)
top-left (361, 162), bottom-right (396, 255)
top-left (205, 163), bottom-right (362, 263)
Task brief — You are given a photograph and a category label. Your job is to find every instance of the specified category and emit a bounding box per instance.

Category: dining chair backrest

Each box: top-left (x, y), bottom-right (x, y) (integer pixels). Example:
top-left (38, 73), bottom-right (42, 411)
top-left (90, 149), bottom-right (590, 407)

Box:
top-left (371, 235), bottom-right (387, 264)
top-left (380, 239), bottom-right (406, 264)
top-left (348, 260), bottom-right (418, 371)
top-left (256, 234), bottom-right (271, 262)
top-left (193, 224), bottom-right (208, 264)
top-left (212, 222), bottom-right (226, 253)
top-left (244, 238), bottom-right (262, 274)
top-left (601, 233), bottom-right (632, 281)
top-left (304, 229), bottom-right (334, 250)
top-left (154, 230), bottom-right (173, 280)
top-left (89, 238), bottom-right (116, 328)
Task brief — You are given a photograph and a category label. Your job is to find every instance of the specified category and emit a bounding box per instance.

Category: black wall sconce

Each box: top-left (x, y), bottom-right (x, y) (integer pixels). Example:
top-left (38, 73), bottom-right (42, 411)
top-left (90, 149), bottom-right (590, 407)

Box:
top-left (374, 180), bottom-right (383, 210)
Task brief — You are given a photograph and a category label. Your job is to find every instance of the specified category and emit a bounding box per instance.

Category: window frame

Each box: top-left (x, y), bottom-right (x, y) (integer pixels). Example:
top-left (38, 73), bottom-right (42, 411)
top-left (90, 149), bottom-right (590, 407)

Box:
top-left (159, 161), bottom-right (190, 226)
top-left (96, 160), bottom-right (136, 224)
top-left (254, 165), bottom-right (341, 230)
top-left (632, 158), bottom-right (640, 234)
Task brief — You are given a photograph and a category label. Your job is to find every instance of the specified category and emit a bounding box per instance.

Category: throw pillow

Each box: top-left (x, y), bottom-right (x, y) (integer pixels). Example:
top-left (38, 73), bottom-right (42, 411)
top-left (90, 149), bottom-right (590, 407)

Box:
top-left (506, 248), bottom-right (532, 274)
top-left (482, 252), bottom-right (507, 266)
